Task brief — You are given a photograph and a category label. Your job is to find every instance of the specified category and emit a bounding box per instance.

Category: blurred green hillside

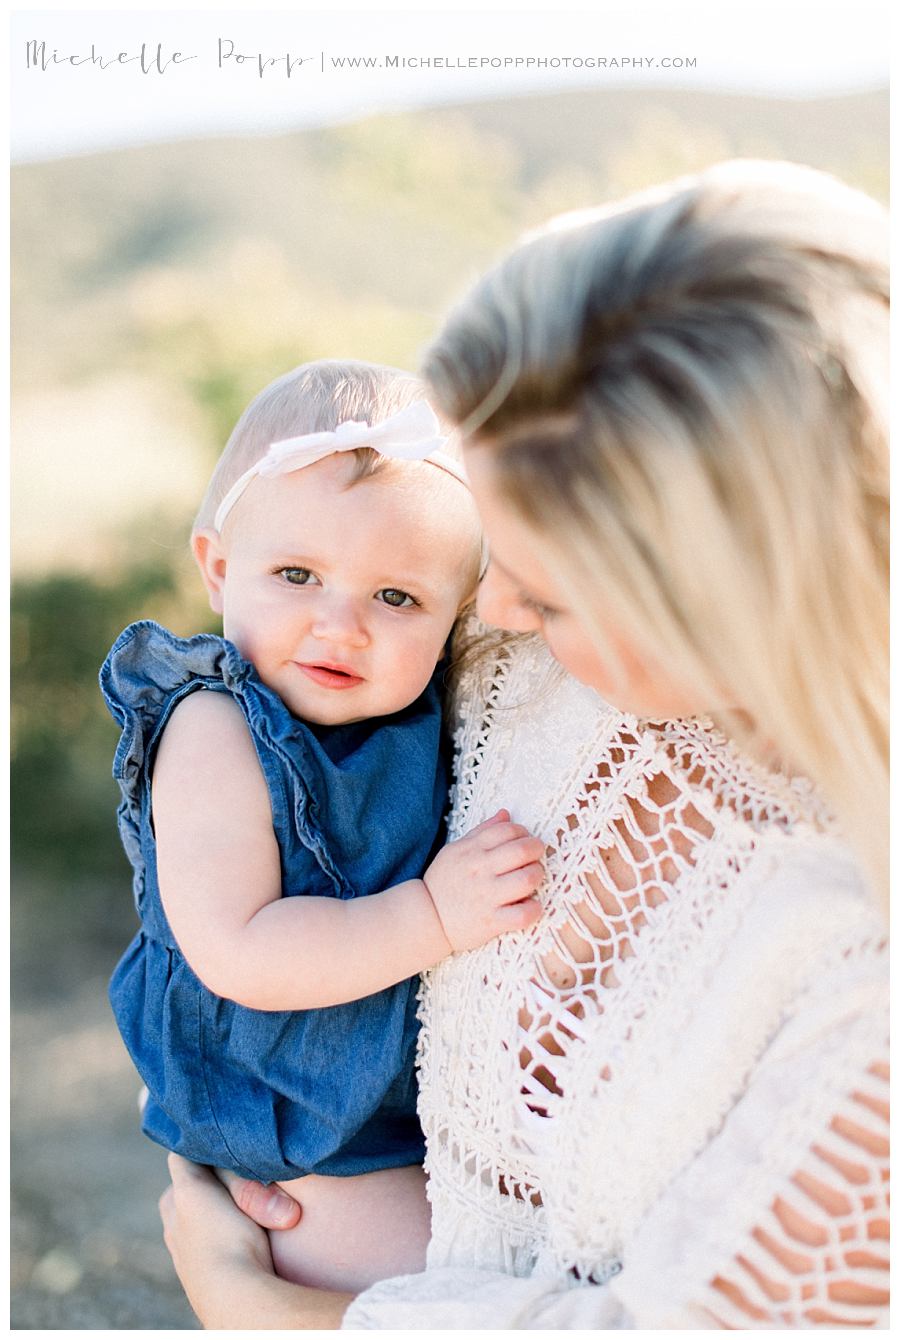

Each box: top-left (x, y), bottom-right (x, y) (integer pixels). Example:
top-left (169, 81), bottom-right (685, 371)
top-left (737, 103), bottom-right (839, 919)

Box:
top-left (11, 85), bottom-right (889, 886)
top-left (13, 88), bottom-right (888, 399)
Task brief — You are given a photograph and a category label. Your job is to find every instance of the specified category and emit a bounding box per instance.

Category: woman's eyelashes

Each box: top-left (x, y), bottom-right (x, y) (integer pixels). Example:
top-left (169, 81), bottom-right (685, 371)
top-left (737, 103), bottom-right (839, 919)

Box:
top-left (273, 568), bottom-right (420, 609)
top-left (519, 591), bottom-right (562, 621)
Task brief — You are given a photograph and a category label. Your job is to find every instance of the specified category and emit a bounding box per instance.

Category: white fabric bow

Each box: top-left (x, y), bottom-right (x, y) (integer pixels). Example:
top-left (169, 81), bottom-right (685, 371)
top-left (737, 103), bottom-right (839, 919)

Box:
top-left (213, 401), bottom-right (467, 532)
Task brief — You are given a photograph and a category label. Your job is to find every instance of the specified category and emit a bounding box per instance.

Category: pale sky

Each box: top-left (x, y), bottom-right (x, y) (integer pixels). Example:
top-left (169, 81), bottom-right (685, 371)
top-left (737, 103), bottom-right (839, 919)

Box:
top-left (10, 1), bottom-right (890, 163)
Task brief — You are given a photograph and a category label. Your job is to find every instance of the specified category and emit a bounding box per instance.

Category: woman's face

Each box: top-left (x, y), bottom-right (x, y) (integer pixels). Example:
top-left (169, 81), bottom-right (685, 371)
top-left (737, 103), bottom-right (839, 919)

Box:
top-left (464, 446), bottom-right (705, 718)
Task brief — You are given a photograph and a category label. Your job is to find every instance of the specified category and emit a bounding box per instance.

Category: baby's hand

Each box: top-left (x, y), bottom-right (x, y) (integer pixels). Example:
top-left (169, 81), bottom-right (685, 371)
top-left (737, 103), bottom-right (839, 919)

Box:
top-left (423, 809), bottom-right (545, 953)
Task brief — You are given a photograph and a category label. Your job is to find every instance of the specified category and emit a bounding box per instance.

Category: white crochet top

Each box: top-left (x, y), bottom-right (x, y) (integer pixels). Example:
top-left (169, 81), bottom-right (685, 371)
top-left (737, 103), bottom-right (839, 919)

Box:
top-left (345, 635), bottom-right (888, 1329)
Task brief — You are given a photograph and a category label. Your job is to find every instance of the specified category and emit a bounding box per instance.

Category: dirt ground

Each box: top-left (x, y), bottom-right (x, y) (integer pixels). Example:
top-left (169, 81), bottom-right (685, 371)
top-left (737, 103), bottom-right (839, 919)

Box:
top-left (11, 876), bottom-right (199, 1329)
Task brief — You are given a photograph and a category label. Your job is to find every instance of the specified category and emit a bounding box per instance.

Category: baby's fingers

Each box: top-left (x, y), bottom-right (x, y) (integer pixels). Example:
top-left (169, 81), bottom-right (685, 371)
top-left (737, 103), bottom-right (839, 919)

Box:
top-left (497, 860), bottom-right (545, 902)
top-left (477, 821), bottom-right (533, 853)
top-left (463, 804), bottom-right (514, 836)
top-left (496, 894), bottom-right (543, 932)
top-left (492, 834), bottom-right (546, 871)
top-left (467, 809), bottom-right (511, 837)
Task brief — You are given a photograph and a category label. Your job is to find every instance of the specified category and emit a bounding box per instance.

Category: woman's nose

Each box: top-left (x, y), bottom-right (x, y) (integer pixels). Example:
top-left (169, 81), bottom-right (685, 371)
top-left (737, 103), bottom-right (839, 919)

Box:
top-left (476, 562), bottom-right (542, 633)
top-left (310, 597), bottom-right (370, 647)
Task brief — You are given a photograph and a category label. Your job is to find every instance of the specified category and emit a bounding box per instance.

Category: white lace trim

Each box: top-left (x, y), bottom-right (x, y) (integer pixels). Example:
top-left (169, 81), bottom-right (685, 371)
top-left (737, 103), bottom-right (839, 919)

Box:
top-left (411, 625), bottom-right (888, 1327)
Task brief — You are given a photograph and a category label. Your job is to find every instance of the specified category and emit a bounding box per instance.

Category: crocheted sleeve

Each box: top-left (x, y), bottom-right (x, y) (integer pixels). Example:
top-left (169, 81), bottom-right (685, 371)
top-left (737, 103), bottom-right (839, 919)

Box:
top-left (604, 951), bottom-right (890, 1329)
top-left (344, 1039), bottom-right (889, 1329)
top-left (695, 1064), bottom-right (889, 1328)
top-left (344, 631), bottom-right (888, 1330)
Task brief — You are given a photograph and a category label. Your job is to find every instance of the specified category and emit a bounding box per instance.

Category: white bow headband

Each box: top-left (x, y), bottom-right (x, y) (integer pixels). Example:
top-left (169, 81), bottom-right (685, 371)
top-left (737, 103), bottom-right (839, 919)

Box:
top-left (213, 401), bottom-right (468, 533)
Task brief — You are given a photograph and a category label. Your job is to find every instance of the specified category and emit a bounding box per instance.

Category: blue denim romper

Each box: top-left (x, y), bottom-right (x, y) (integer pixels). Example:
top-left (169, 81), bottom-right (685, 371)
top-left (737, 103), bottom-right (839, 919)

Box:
top-left (100, 620), bottom-right (448, 1183)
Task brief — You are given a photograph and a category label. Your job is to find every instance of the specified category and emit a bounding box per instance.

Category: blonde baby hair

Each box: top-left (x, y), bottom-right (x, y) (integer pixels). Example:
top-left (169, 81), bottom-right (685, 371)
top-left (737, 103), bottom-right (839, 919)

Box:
top-left (424, 160), bottom-right (889, 909)
top-left (195, 359), bottom-right (437, 533)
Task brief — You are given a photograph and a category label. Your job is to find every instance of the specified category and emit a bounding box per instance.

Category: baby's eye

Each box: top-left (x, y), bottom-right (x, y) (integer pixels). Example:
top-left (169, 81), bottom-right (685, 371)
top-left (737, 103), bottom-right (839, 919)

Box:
top-left (377, 588), bottom-right (418, 609)
top-left (278, 567), bottom-right (320, 586)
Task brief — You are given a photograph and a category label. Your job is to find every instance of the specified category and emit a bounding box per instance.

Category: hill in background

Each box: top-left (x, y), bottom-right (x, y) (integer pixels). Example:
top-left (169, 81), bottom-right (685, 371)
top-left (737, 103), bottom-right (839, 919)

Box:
top-left (13, 84), bottom-right (887, 573)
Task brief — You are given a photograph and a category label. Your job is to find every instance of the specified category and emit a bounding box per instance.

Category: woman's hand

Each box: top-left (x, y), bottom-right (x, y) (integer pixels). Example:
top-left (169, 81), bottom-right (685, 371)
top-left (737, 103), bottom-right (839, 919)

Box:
top-left (216, 1167), bottom-right (303, 1230)
top-left (159, 1154), bottom-right (353, 1329)
top-left (159, 1154), bottom-right (274, 1327)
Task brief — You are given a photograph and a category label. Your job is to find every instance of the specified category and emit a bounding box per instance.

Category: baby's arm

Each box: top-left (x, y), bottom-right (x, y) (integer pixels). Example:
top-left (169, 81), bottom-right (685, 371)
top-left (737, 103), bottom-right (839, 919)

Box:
top-left (152, 691), bottom-right (544, 1011)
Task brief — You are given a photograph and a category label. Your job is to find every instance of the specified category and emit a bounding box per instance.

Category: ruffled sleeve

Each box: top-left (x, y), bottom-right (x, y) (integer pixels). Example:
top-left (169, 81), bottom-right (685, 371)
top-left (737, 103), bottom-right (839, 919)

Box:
top-left (99, 620), bottom-right (377, 909)
top-left (99, 621), bottom-right (258, 908)
top-left (100, 620), bottom-right (253, 772)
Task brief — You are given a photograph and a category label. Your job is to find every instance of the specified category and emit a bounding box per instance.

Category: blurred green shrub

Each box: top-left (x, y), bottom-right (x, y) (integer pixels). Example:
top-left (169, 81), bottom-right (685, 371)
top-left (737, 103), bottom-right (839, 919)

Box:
top-left (11, 554), bottom-right (214, 884)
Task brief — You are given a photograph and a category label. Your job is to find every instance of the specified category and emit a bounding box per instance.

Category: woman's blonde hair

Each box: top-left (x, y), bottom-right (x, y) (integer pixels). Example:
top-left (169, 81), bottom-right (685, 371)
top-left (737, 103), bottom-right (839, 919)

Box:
top-left (424, 161), bottom-right (889, 908)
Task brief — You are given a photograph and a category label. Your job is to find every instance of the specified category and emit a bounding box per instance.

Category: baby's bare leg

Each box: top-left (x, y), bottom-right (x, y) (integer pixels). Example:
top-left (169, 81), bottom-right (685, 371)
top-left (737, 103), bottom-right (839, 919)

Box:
top-left (269, 1164), bottom-right (430, 1292)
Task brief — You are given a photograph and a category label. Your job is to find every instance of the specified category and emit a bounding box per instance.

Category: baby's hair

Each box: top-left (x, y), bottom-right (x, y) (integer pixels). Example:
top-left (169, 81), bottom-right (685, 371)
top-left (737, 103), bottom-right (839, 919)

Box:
top-left (194, 359), bottom-right (430, 533)
top-left (424, 160), bottom-right (888, 908)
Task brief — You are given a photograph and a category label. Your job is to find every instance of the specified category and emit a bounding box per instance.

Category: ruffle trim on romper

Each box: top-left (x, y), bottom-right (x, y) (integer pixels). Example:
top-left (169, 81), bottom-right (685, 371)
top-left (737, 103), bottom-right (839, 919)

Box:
top-left (99, 619), bottom-right (350, 913)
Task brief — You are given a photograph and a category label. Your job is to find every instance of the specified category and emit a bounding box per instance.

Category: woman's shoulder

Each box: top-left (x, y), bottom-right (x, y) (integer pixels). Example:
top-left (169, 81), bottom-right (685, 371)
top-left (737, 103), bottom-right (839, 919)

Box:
top-left (616, 716), bottom-right (881, 939)
top-left (449, 616), bottom-right (611, 742)
top-left (643, 714), bottom-right (834, 833)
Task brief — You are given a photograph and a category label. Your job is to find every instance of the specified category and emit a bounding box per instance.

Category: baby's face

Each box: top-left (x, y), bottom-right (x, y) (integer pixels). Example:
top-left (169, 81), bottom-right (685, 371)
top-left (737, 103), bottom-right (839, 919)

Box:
top-left (213, 454), bottom-right (480, 725)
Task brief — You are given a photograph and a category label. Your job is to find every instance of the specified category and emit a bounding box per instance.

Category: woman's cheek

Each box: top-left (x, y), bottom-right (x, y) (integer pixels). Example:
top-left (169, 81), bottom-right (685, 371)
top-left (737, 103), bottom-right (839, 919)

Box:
top-left (544, 622), bottom-right (608, 692)
top-left (549, 623), bottom-right (707, 717)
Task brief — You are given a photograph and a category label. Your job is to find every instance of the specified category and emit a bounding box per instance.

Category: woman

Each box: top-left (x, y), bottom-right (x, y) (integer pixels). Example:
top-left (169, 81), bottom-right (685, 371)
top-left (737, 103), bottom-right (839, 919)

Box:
top-left (159, 160), bottom-right (889, 1328)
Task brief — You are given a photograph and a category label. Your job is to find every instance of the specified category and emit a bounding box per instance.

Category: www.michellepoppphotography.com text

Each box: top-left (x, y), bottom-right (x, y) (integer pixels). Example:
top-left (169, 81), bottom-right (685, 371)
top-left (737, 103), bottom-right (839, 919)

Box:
top-left (24, 38), bottom-right (698, 80)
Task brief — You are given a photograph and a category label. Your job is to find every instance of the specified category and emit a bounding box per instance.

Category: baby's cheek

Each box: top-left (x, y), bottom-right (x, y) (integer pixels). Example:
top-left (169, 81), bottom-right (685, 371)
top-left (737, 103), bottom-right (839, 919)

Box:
top-left (402, 633), bottom-right (446, 693)
top-left (221, 619), bottom-right (253, 663)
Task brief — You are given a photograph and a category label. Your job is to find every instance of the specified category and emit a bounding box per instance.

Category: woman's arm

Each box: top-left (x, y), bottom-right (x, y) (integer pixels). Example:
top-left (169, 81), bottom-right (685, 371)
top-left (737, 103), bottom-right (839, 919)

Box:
top-left (698, 1058), bottom-right (889, 1328)
top-left (152, 691), bottom-right (544, 1010)
top-left (163, 1157), bottom-right (625, 1331)
top-left (170, 1046), bottom-right (888, 1327)
top-left (342, 1060), bottom-right (889, 1329)
top-left (159, 1155), bottom-right (352, 1330)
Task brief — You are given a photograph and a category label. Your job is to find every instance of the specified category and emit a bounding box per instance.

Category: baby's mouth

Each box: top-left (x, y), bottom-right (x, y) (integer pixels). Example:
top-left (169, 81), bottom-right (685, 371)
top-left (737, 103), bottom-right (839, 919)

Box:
top-left (295, 662), bottom-right (365, 690)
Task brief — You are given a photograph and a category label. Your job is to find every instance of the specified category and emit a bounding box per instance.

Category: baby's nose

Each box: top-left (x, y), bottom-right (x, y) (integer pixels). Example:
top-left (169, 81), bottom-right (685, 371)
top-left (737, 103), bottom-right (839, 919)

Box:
top-left (310, 598), bottom-right (370, 647)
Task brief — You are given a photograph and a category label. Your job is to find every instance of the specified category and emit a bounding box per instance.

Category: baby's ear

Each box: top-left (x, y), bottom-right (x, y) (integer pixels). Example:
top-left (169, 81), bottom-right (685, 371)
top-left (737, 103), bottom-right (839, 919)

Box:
top-left (191, 528), bottom-right (227, 615)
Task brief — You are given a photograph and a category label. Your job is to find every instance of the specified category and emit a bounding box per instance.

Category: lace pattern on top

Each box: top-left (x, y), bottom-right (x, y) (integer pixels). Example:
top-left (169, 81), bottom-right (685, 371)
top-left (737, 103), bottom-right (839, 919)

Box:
top-left (416, 626), bottom-right (888, 1326)
top-left (703, 1061), bottom-right (889, 1327)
